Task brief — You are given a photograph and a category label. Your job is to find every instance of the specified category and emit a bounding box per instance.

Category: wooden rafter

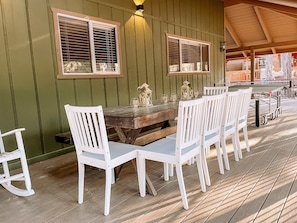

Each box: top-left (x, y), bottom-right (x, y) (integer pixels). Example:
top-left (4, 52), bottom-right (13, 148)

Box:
top-left (227, 40), bottom-right (297, 53)
top-left (254, 7), bottom-right (271, 43)
top-left (224, 0), bottom-right (297, 60)
top-left (225, 0), bottom-right (297, 15)
top-left (225, 16), bottom-right (242, 47)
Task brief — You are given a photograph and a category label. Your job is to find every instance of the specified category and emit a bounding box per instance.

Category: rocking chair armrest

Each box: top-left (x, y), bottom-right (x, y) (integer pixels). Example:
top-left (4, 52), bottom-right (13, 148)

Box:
top-left (1, 128), bottom-right (26, 137)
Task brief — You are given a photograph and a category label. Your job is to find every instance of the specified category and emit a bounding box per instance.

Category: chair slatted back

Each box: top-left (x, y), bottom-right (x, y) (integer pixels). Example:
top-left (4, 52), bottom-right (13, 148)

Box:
top-left (238, 87), bottom-right (253, 126)
top-left (65, 105), bottom-right (109, 158)
top-left (175, 98), bottom-right (205, 156)
top-left (203, 93), bottom-right (226, 137)
top-left (223, 91), bottom-right (241, 129)
top-left (204, 86), bottom-right (228, 95)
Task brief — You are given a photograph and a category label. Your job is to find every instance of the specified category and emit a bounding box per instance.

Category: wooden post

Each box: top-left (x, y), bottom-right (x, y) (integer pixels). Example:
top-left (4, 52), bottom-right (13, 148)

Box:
top-left (251, 49), bottom-right (255, 83)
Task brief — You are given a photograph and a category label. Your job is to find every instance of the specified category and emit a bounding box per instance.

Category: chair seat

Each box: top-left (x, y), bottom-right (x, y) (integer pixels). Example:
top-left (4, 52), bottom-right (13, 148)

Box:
top-left (205, 132), bottom-right (219, 141)
top-left (82, 142), bottom-right (137, 160)
top-left (81, 141), bottom-right (138, 168)
top-left (166, 133), bottom-right (176, 139)
top-left (141, 138), bottom-right (199, 159)
top-left (225, 124), bottom-right (235, 132)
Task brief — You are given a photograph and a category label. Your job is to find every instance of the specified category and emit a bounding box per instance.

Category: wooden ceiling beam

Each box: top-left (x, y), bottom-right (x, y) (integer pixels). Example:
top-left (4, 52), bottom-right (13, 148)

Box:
top-left (278, 11), bottom-right (297, 20)
top-left (227, 40), bottom-right (297, 53)
top-left (225, 16), bottom-right (242, 47)
top-left (224, 0), bottom-right (297, 60)
top-left (254, 7), bottom-right (272, 43)
top-left (254, 6), bottom-right (278, 54)
top-left (227, 47), bottom-right (297, 60)
top-left (224, 0), bottom-right (243, 7)
top-left (225, 0), bottom-right (297, 15)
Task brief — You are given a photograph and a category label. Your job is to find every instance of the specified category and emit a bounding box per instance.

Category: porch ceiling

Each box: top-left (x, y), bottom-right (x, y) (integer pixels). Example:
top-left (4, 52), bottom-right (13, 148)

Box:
top-left (224, 0), bottom-right (297, 60)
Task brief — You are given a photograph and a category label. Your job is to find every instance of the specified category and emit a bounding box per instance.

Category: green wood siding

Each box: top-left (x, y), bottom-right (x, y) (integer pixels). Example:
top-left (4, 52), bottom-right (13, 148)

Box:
top-left (0, 0), bottom-right (224, 164)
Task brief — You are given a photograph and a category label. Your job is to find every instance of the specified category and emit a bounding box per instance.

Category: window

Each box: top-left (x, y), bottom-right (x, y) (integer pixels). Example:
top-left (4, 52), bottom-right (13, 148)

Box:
top-left (166, 33), bottom-right (210, 75)
top-left (52, 8), bottom-right (122, 79)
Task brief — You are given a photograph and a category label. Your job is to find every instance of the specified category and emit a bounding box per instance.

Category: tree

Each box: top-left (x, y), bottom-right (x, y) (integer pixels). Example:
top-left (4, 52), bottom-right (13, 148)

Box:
top-left (264, 55), bottom-right (274, 81)
top-left (281, 53), bottom-right (292, 80)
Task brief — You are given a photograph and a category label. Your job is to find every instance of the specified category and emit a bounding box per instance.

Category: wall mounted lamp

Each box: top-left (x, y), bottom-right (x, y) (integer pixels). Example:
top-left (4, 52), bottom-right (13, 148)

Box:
top-left (136, 4), bottom-right (144, 13)
top-left (220, 41), bottom-right (226, 52)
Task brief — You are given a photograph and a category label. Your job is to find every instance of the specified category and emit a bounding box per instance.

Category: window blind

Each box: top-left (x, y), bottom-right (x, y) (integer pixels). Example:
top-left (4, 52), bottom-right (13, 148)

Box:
top-left (92, 22), bottom-right (118, 73)
top-left (59, 16), bottom-right (92, 73)
top-left (56, 13), bottom-right (120, 76)
top-left (167, 34), bottom-right (210, 74)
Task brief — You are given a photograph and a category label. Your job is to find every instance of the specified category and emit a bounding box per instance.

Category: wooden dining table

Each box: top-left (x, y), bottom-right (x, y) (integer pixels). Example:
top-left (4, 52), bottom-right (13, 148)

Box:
top-left (104, 100), bottom-right (178, 142)
top-left (103, 100), bottom-right (179, 196)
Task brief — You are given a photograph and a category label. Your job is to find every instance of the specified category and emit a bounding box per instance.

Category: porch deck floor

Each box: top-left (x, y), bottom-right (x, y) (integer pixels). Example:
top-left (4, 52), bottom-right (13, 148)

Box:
top-left (2, 97), bottom-right (297, 223)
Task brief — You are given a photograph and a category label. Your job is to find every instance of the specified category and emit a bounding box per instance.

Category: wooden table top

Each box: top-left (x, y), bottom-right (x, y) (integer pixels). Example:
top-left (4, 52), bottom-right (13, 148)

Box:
top-left (104, 100), bottom-right (179, 129)
top-left (229, 84), bottom-right (286, 94)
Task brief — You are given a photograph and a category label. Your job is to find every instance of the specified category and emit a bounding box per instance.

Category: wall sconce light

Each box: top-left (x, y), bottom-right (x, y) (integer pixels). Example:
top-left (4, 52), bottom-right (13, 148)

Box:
top-left (136, 4), bottom-right (144, 13)
top-left (220, 41), bottom-right (226, 52)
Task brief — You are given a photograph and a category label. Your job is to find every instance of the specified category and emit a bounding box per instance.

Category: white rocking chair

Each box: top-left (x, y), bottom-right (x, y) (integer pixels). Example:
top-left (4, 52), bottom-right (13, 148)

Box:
top-left (0, 128), bottom-right (35, 196)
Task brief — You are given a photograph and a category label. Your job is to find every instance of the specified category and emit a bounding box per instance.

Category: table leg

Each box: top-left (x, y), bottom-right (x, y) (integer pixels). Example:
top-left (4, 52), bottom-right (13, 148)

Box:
top-left (256, 99), bottom-right (260, 127)
top-left (130, 159), bottom-right (157, 196)
top-left (113, 127), bottom-right (157, 196)
top-left (277, 91), bottom-right (281, 113)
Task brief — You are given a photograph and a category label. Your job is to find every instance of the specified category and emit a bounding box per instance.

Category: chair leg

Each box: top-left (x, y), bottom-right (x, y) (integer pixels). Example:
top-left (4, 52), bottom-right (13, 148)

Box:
top-left (187, 157), bottom-right (194, 165)
top-left (104, 168), bottom-right (112, 216)
top-left (163, 163), bottom-right (169, 181)
top-left (243, 126), bottom-right (250, 152)
top-left (196, 154), bottom-right (206, 192)
top-left (78, 162), bottom-right (85, 204)
top-left (175, 164), bottom-right (188, 209)
top-left (136, 155), bottom-right (146, 197)
top-left (236, 130), bottom-right (243, 159)
top-left (215, 141), bottom-right (224, 174)
top-left (111, 168), bottom-right (115, 184)
top-left (2, 160), bottom-right (11, 186)
top-left (169, 164), bottom-right (174, 177)
top-left (201, 147), bottom-right (211, 186)
top-left (220, 136), bottom-right (230, 170)
top-left (164, 163), bottom-right (174, 180)
top-left (19, 151), bottom-right (33, 192)
top-left (231, 133), bottom-right (239, 161)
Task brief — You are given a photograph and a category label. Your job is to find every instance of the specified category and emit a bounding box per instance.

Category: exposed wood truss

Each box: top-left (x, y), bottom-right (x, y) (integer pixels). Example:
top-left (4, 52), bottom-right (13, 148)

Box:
top-left (224, 0), bottom-right (297, 60)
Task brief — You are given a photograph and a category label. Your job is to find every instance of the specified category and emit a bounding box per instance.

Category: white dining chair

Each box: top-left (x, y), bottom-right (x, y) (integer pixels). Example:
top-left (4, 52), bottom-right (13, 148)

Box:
top-left (203, 86), bottom-right (228, 95)
top-left (137, 98), bottom-right (206, 210)
top-left (201, 93), bottom-right (226, 185)
top-left (220, 90), bottom-right (241, 170)
top-left (0, 128), bottom-right (35, 197)
top-left (201, 86), bottom-right (228, 169)
top-left (64, 104), bottom-right (141, 216)
top-left (167, 87), bottom-right (229, 177)
top-left (236, 87), bottom-right (253, 159)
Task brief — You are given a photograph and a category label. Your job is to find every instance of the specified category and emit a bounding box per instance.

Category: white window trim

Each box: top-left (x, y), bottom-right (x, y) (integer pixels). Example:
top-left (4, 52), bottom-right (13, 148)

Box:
top-left (52, 8), bottom-right (122, 79)
top-left (166, 33), bottom-right (210, 75)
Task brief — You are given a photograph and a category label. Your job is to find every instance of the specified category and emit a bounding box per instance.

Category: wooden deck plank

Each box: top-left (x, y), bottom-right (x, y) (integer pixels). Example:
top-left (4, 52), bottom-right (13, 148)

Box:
top-left (2, 98), bottom-right (297, 222)
top-left (253, 140), bottom-right (297, 223)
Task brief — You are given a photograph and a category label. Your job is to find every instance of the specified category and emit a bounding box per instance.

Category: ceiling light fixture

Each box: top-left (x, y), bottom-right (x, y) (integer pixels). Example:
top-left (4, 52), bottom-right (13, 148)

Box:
top-left (220, 41), bottom-right (226, 52)
top-left (136, 4), bottom-right (144, 13)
